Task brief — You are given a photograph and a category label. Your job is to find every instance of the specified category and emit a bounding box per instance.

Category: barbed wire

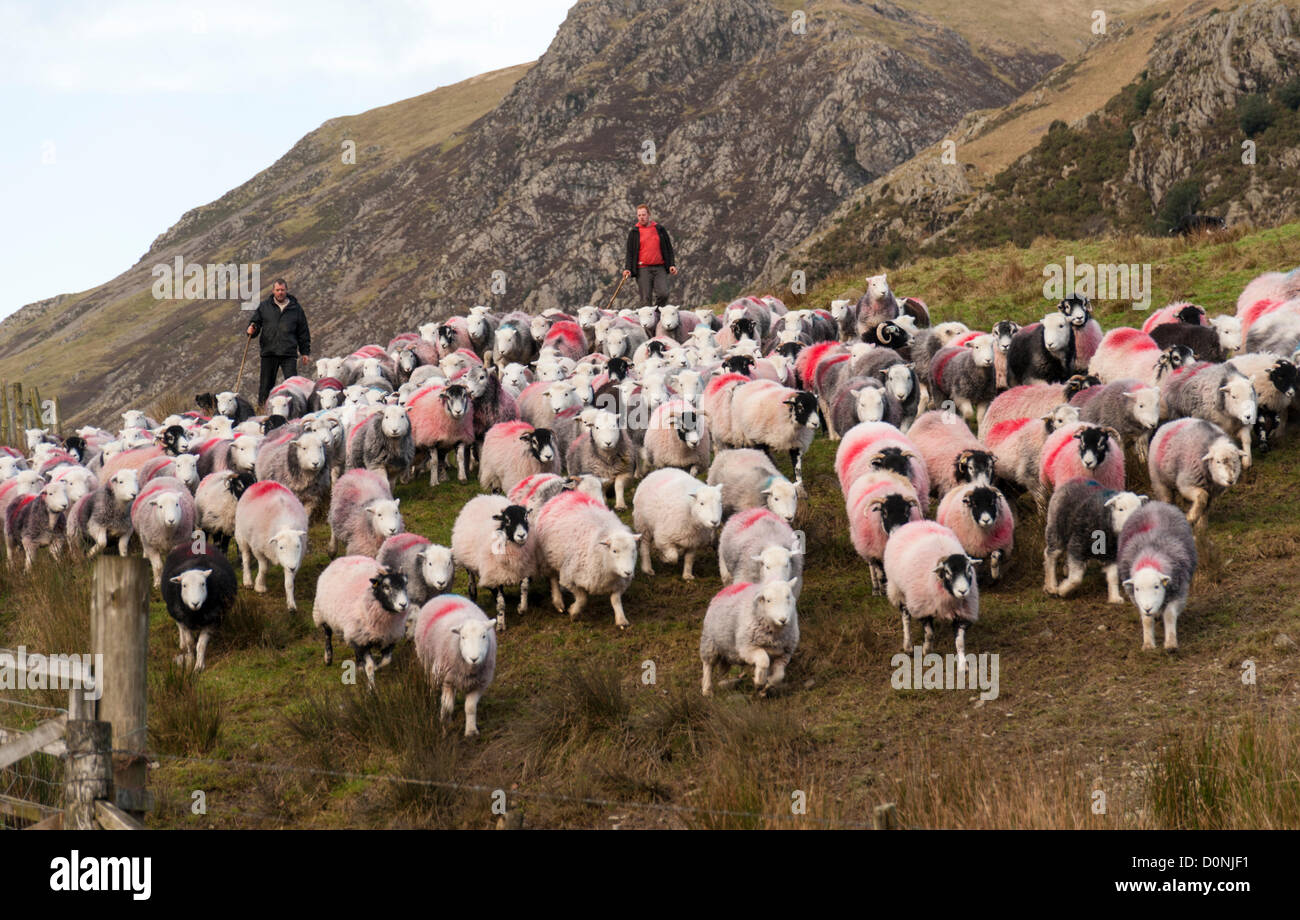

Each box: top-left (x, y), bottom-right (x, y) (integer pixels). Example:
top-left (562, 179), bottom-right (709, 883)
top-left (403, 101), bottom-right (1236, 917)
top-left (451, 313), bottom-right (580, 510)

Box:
top-left (118, 749), bottom-right (888, 829)
top-left (0, 696), bottom-right (68, 715)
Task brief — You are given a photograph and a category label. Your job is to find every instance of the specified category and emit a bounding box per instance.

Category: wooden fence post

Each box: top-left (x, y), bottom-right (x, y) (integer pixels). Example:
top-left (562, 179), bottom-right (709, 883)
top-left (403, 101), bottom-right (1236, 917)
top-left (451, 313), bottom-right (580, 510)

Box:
top-left (89, 555), bottom-right (152, 817)
top-left (1, 380), bottom-right (10, 447)
top-left (873, 802), bottom-right (901, 830)
top-left (12, 383), bottom-right (23, 435)
top-left (64, 720), bottom-right (112, 830)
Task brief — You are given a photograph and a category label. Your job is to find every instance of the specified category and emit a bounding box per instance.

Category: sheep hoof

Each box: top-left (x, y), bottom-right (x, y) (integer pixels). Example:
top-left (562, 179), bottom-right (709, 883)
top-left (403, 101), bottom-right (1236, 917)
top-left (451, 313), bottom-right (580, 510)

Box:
top-left (465, 728), bottom-right (479, 739)
top-left (173, 654), bottom-right (187, 667)
top-left (682, 572), bottom-right (695, 581)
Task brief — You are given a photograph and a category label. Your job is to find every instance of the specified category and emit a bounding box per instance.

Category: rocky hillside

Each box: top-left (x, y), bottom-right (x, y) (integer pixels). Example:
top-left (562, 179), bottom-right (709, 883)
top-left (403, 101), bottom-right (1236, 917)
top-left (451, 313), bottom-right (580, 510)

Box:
top-left (0, 0), bottom-right (1150, 424)
top-left (777, 0), bottom-right (1300, 286)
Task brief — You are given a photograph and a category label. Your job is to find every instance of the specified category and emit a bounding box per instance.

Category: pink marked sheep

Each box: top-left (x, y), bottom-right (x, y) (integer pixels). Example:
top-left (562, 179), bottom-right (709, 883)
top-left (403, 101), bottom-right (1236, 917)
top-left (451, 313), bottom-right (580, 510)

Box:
top-left (641, 400), bottom-right (712, 475)
top-left (834, 421), bottom-right (929, 503)
top-left (377, 532), bottom-right (455, 610)
top-left (845, 471), bottom-right (923, 595)
top-left (1039, 422), bottom-right (1125, 495)
top-left (451, 495), bottom-right (535, 630)
top-left (233, 480), bottom-right (308, 611)
top-left (882, 520), bottom-right (980, 672)
top-left (478, 421), bottom-right (560, 494)
top-left (328, 468), bottom-right (402, 557)
top-left (130, 476), bottom-right (197, 588)
top-left (907, 410), bottom-right (996, 499)
top-left (935, 483), bottom-right (1014, 583)
top-left (1147, 417), bottom-right (1244, 528)
top-left (699, 372), bottom-right (750, 449)
top-left (534, 490), bottom-right (639, 629)
top-left (407, 383), bottom-right (475, 484)
top-left (717, 507), bottom-right (805, 592)
top-left (412, 595), bottom-right (497, 737)
top-left (1116, 500), bottom-right (1197, 651)
top-left (313, 555), bottom-right (412, 687)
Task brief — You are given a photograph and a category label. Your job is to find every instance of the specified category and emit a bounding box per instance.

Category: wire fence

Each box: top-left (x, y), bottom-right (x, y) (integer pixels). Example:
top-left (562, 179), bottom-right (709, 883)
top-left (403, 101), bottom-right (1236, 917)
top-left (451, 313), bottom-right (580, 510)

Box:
top-left (0, 696), bottom-right (68, 830)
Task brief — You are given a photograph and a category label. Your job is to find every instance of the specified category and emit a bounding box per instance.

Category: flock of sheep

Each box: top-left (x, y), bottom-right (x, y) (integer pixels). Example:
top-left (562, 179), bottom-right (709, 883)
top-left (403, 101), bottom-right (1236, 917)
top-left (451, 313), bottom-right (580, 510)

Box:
top-left (2, 265), bottom-right (1298, 736)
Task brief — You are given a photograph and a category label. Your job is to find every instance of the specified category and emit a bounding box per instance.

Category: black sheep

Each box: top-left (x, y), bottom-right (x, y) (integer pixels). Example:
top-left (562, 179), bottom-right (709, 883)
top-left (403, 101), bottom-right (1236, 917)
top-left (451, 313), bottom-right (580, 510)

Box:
top-left (1149, 323), bottom-right (1225, 363)
top-left (160, 543), bottom-right (237, 671)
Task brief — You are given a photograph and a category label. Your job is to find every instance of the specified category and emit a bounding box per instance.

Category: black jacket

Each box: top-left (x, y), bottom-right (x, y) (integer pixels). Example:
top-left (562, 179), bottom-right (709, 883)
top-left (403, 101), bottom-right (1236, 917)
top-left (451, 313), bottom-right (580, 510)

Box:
top-left (625, 224), bottom-right (675, 274)
top-left (249, 295), bottom-right (311, 357)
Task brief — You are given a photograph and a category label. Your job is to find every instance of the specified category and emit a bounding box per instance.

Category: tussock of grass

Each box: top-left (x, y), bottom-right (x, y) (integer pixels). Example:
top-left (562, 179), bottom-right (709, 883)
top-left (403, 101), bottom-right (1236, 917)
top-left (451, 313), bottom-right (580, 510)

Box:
top-left (149, 663), bottom-right (222, 755)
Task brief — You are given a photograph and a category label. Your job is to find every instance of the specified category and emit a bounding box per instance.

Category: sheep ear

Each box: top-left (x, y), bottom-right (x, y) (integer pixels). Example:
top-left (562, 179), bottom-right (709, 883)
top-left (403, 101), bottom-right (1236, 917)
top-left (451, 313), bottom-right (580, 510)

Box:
top-left (169, 574), bottom-right (185, 584)
top-left (1122, 578), bottom-right (1134, 588)
top-left (450, 624), bottom-right (463, 636)
top-left (1160, 576), bottom-right (1171, 588)
top-left (630, 532), bottom-right (642, 542)
top-left (1200, 452), bottom-right (1214, 462)
top-left (751, 554), bottom-right (766, 563)
top-left (1138, 494), bottom-right (1149, 504)
top-left (968, 558), bottom-right (982, 567)
top-left (198, 569), bottom-right (212, 579)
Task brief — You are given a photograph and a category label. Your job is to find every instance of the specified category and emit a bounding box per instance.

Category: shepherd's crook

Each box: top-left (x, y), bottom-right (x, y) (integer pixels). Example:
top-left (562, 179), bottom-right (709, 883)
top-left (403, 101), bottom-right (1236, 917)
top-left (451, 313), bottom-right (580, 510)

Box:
top-left (605, 273), bottom-right (628, 312)
top-left (235, 331), bottom-right (252, 396)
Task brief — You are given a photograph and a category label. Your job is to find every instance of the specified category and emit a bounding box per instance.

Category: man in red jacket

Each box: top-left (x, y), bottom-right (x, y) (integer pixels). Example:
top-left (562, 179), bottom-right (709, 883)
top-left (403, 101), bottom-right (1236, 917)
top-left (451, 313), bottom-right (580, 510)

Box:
top-left (623, 203), bottom-right (677, 306)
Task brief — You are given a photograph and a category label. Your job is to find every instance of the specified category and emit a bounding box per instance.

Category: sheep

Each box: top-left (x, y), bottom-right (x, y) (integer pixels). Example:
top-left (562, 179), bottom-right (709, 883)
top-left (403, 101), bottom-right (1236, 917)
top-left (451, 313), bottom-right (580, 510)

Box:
top-left (84, 469), bottom-right (141, 558)
top-left (214, 391), bottom-right (256, 423)
top-left (377, 532), bottom-right (455, 611)
top-left (1058, 294), bottom-right (1103, 371)
top-left (565, 410), bottom-right (637, 510)
top-left (1159, 361), bottom-right (1258, 466)
top-left (834, 421), bottom-right (929, 503)
top-left (1043, 478), bottom-right (1146, 602)
top-left (327, 468), bottom-right (402, 558)
top-left (1090, 327), bottom-right (1195, 387)
top-left (845, 471), bottom-right (924, 594)
top-left (1147, 417), bottom-right (1243, 528)
top-left (478, 421), bottom-right (559, 494)
top-left (407, 383), bottom-right (475, 484)
top-left (451, 495), bottom-right (534, 630)
top-left (983, 406), bottom-right (1081, 509)
top-left (266, 378), bottom-right (309, 419)
top-left (935, 483), bottom-right (1014, 583)
top-left (4, 479), bottom-right (69, 569)
top-left (534, 489), bottom-right (639, 628)
top-left (728, 381), bottom-right (820, 481)
top-left (467, 366), bottom-right (519, 460)
top-left (412, 595), bottom-right (497, 737)
top-left (1243, 300), bottom-right (1300, 355)
top-left (1117, 501), bottom-right (1198, 650)
top-left (632, 469), bottom-right (723, 580)
top-left (1007, 314), bottom-right (1076, 386)
top-left (254, 429), bottom-right (330, 519)
top-left (828, 376), bottom-right (902, 437)
top-left (313, 556), bottom-right (411, 687)
top-left (466, 307), bottom-right (500, 362)
top-left (194, 470), bottom-right (254, 554)
top-left (1227, 353), bottom-right (1297, 441)
top-left (1071, 379), bottom-right (1161, 461)
top-left (853, 274), bottom-right (900, 341)
top-left (507, 472), bottom-right (605, 521)
top-left (978, 379), bottom-right (1098, 441)
top-left (1143, 302), bottom-right (1208, 334)
top-left (908, 322), bottom-right (971, 404)
top-left (517, 380), bottom-right (582, 430)
top-left (928, 334), bottom-right (997, 424)
top-left (706, 449), bottom-right (800, 523)
top-left (161, 544), bottom-right (237, 671)
top-left (345, 403), bottom-right (414, 489)
top-left (130, 476), bottom-right (197, 588)
top-left (698, 372), bottom-right (750, 449)
top-left (990, 320), bottom-right (1021, 389)
top-left (641, 400), bottom-right (711, 475)
top-left (234, 480), bottom-right (308, 611)
top-left (1040, 422), bottom-right (1125, 496)
top-left (907, 410), bottom-right (996, 499)
top-left (699, 579), bottom-right (799, 697)
top-left (883, 520), bottom-right (980, 672)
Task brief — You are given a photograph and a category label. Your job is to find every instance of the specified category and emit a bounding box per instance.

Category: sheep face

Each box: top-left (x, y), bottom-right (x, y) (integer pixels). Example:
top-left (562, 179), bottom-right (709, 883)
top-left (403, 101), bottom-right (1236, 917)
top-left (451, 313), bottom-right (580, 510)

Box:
top-left (440, 353), bottom-right (473, 378)
top-left (41, 480), bottom-right (70, 514)
top-left (172, 454), bottom-right (200, 490)
top-left (722, 354), bottom-right (755, 376)
top-left (1254, 408), bottom-right (1279, 452)
top-left (216, 392), bottom-right (240, 417)
top-left (933, 322), bottom-right (970, 346)
top-left (689, 326), bottom-right (716, 349)
top-left (529, 316), bottom-right (551, 344)
top-left (753, 544), bottom-right (799, 583)
top-left (856, 387), bottom-right (886, 423)
top-left (660, 304), bottom-right (681, 329)
top-left (523, 429), bottom-right (556, 464)
top-left (730, 317), bottom-right (759, 344)
top-left (933, 553), bottom-right (976, 599)
top-left (870, 492), bottom-right (919, 537)
top-left (1157, 345), bottom-right (1196, 378)
top-left (871, 322), bottom-right (907, 348)
top-left (785, 392), bottom-right (820, 430)
top-left (865, 274), bottom-right (891, 301)
top-left (379, 406), bottom-right (410, 439)
top-left (267, 395), bottom-right (293, 418)
top-left (439, 385), bottom-right (471, 420)
top-left (20, 429), bottom-right (44, 451)
top-left (109, 470), bottom-right (140, 503)
top-left (60, 471), bottom-right (96, 503)
top-left (292, 434), bottom-right (327, 473)
top-left (535, 360), bottom-right (565, 383)
top-left (230, 437), bottom-right (260, 473)
top-left (316, 387), bottom-right (342, 410)
top-left (1059, 293), bottom-right (1092, 327)
top-left (756, 579), bottom-right (799, 629)
top-left (966, 334), bottom-right (997, 368)
top-left (1044, 404), bottom-right (1081, 433)
top-left (157, 425), bottom-right (187, 455)
top-left (501, 364), bottom-right (531, 393)
top-left (227, 472), bottom-right (254, 500)
top-left (1267, 360), bottom-right (1298, 399)
top-left (122, 410), bottom-right (150, 430)
top-left (369, 571), bottom-right (410, 615)
top-left (963, 486), bottom-right (1002, 529)
top-left (468, 312), bottom-right (493, 342)
top-left (1211, 316), bottom-right (1243, 354)
top-left (420, 546), bottom-right (455, 593)
top-left (316, 357), bottom-right (346, 379)
top-left (1072, 426), bottom-right (1114, 469)
top-left (170, 569), bottom-right (212, 611)
top-left (397, 350), bottom-right (420, 376)
top-left (366, 500), bottom-right (403, 540)
top-left (1175, 304), bottom-right (1206, 325)
top-left (637, 307), bottom-right (659, 332)
top-left (1041, 313), bottom-right (1073, 354)
top-left (606, 328), bottom-right (633, 358)
top-left (992, 320), bottom-right (1021, 352)
top-left (1103, 491), bottom-right (1147, 533)
top-left (492, 505), bottom-right (530, 547)
top-left (271, 529), bottom-right (307, 571)
top-left (762, 480), bottom-right (799, 523)
top-left (1219, 376), bottom-right (1257, 427)
top-left (675, 370), bottom-right (703, 405)
top-left (955, 450), bottom-right (996, 486)
top-left (417, 322), bottom-right (439, 344)
top-left (494, 326), bottom-right (519, 358)
top-left (829, 299), bottom-right (851, 322)
top-left (1203, 440), bottom-right (1244, 488)
top-left (546, 382), bottom-right (579, 415)
top-left (451, 617), bottom-right (494, 667)
top-left (884, 365), bottom-right (915, 403)
top-left (1124, 388), bottom-right (1161, 430)
top-left (693, 308), bottom-right (716, 325)
top-left (1124, 567), bottom-right (1170, 616)
top-left (601, 532), bottom-right (640, 580)
top-left (691, 486), bottom-right (724, 530)
top-left (0, 457), bottom-right (25, 480)
top-left (148, 491), bottom-right (184, 529)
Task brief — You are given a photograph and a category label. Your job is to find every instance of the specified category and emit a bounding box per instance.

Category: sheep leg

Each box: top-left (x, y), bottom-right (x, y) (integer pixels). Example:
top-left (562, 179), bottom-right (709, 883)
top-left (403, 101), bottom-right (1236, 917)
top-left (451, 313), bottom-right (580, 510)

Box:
top-left (327, 528), bottom-right (338, 557)
top-left (467, 570), bottom-right (479, 600)
top-left (1042, 547), bottom-right (1061, 594)
top-left (360, 646), bottom-right (377, 689)
top-left (1056, 556), bottom-right (1087, 597)
top-left (464, 689), bottom-right (483, 738)
top-left (1141, 613), bottom-right (1157, 650)
top-left (750, 648), bottom-right (772, 695)
top-left (921, 618), bottom-right (935, 655)
top-left (639, 537), bottom-right (655, 576)
top-left (550, 577), bottom-right (565, 613)
top-left (568, 587), bottom-right (589, 621)
top-left (117, 533), bottom-right (132, 556)
top-left (440, 683), bottom-right (455, 724)
top-left (495, 589), bottom-right (507, 631)
top-left (1105, 564), bottom-right (1124, 604)
top-left (701, 657), bottom-right (716, 697)
top-left (789, 449), bottom-right (802, 482)
top-left (195, 629), bottom-right (212, 672)
top-left (614, 474), bottom-right (630, 511)
top-left (321, 625), bottom-right (334, 665)
top-left (610, 591), bottom-right (629, 630)
top-left (239, 539), bottom-right (253, 586)
top-left (954, 621), bottom-right (969, 677)
top-left (148, 551), bottom-right (162, 589)
top-left (869, 560), bottom-right (885, 596)
top-left (718, 550), bottom-right (730, 580)
top-left (765, 655), bottom-right (788, 692)
top-left (174, 624), bottom-right (192, 667)
top-left (518, 577), bottom-right (530, 617)
top-left (682, 550), bottom-right (696, 580)
top-left (1185, 489), bottom-right (1209, 527)
top-left (253, 553), bottom-right (268, 593)
top-left (1162, 601), bottom-right (1182, 651)
top-left (1150, 477), bottom-right (1173, 505)
top-left (284, 567), bottom-right (297, 612)
top-left (900, 606), bottom-right (912, 652)
top-left (1239, 428), bottom-right (1252, 470)
top-left (456, 444), bottom-right (468, 482)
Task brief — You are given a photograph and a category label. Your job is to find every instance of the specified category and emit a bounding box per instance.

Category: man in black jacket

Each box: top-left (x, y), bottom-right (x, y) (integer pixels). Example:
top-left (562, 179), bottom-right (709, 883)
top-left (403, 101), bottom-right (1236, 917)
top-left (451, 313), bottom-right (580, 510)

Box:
top-left (246, 278), bottom-right (311, 406)
top-left (623, 203), bottom-right (677, 307)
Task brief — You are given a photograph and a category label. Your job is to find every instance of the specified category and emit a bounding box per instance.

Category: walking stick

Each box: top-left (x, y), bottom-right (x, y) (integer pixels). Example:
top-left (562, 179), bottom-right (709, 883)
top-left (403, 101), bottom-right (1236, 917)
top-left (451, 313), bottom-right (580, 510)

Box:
top-left (604, 273), bottom-right (628, 311)
top-left (235, 331), bottom-right (252, 397)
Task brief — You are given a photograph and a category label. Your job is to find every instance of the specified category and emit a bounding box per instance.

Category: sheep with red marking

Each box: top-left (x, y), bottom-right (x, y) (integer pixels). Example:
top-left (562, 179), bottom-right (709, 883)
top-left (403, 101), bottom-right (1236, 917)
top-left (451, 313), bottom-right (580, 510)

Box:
top-left (699, 579), bottom-right (800, 697)
top-left (4, 479), bottom-right (69, 569)
top-left (451, 495), bottom-right (534, 630)
top-left (845, 471), bottom-right (923, 595)
top-left (328, 468), bottom-right (402, 557)
top-left (1039, 423), bottom-right (1124, 498)
top-left (412, 595), bottom-right (497, 736)
top-left (907, 410), bottom-right (996, 499)
top-left (882, 521), bottom-right (980, 672)
top-left (407, 383), bottom-right (475, 484)
top-left (507, 472), bottom-right (605, 521)
top-left (566, 409), bottom-right (638, 510)
top-left (1159, 361), bottom-right (1258, 466)
top-left (984, 406), bottom-right (1081, 510)
top-left (834, 421), bottom-right (929, 504)
top-left (928, 334), bottom-right (997, 424)
top-left (478, 421), bottom-right (559, 494)
top-left (256, 429), bottom-right (330, 519)
top-left (1147, 418), bottom-right (1243, 527)
top-left (1090, 327), bottom-right (1194, 387)
top-left (1236, 269), bottom-right (1300, 333)
top-left (978, 380), bottom-right (1095, 441)
top-left (729, 380), bottom-right (820, 481)
top-left (717, 507), bottom-right (804, 592)
top-left (377, 532), bottom-right (455, 610)
top-left (130, 476), bottom-right (197, 588)
top-left (853, 274), bottom-right (900, 341)
top-left (1071, 379), bottom-right (1161, 460)
top-left (534, 490), bottom-right (639, 629)
top-left (641, 400), bottom-right (711, 475)
top-left (195, 470), bottom-right (254, 554)
top-left (233, 480), bottom-right (308, 611)
top-left (1228, 353), bottom-right (1298, 442)
top-left (699, 372), bottom-right (750, 449)
top-left (313, 555), bottom-right (411, 687)
top-left (936, 483), bottom-right (1014, 583)
top-left (632, 468), bottom-right (722, 581)
top-left (828, 376), bottom-right (902, 437)
top-left (1117, 501), bottom-right (1197, 650)
top-left (345, 403), bottom-right (413, 489)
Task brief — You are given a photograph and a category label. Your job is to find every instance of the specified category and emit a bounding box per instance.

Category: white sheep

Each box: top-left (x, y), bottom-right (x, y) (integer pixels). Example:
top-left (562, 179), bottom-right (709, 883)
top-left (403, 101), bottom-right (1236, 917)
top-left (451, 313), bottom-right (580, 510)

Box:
top-left (717, 507), bottom-right (804, 592)
top-left (450, 496), bottom-right (534, 630)
top-left (882, 520), bottom-right (980, 675)
top-left (233, 480), bottom-right (309, 611)
top-left (534, 489), bottom-right (639, 628)
top-left (328, 468), bottom-right (403, 557)
top-left (706, 449), bottom-right (799, 524)
top-left (129, 476), bottom-right (196, 588)
top-left (377, 532), bottom-right (455, 611)
top-left (412, 595), bottom-right (497, 737)
top-left (699, 580), bottom-right (800, 697)
top-left (632, 469), bottom-right (722, 580)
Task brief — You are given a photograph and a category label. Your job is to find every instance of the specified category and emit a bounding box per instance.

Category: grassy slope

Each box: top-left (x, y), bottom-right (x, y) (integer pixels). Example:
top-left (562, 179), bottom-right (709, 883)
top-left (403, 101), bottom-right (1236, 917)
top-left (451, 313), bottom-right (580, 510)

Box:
top-left (4, 223), bottom-right (1300, 829)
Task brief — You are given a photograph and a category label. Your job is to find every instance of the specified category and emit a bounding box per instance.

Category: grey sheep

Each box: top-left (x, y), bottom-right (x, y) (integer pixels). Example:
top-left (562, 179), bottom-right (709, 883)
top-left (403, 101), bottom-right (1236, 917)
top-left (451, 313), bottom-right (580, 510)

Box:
top-left (1043, 479), bottom-right (1147, 603)
top-left (345, 404), bottom-right (414, 490)
top-left (254, 429), bottom-right (331, 519)
top-left (85, 469), bottom-right (141, 557)
top-left (927, 334), bottom-right (997, 425)
top-left (1117, 501), bottom-right (1197, 651)
top-left (1071, 379), bottom-right (1161, 461)
top-left (829, 376), bottom-right (902, 437)
top-left (565, 410), bottom-right (637, 510)
top-left (699, 579), bottom-right (800, 697)
top-left (1147, 418), bottom-right (1244, 528)
top-left (4, 478), bottom-right (69, 569)
top-left (1158, 361), bottom-right (1257, 467)
top-left (706, 449), bottom-right (800, 523)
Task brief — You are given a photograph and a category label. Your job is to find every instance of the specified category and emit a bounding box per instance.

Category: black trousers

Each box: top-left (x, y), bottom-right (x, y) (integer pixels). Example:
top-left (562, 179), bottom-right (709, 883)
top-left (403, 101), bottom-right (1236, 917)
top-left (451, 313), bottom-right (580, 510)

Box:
top-left (636, 265), bottom-right (671, 307)
top-left (258, 354), bottom-right (297, 406)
